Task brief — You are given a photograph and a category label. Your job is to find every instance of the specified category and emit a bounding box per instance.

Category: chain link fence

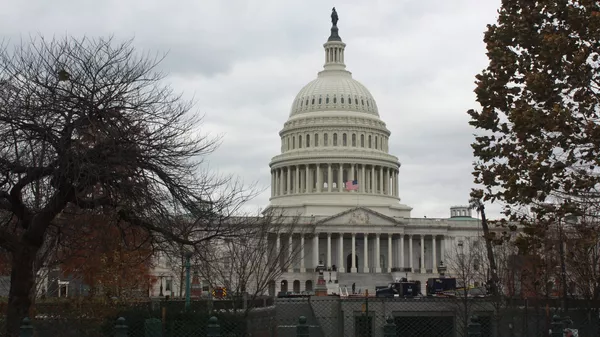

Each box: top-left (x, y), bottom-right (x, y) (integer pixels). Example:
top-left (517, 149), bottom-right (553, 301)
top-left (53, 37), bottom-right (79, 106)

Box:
top-left (1, 296), bottom-right (599, 336)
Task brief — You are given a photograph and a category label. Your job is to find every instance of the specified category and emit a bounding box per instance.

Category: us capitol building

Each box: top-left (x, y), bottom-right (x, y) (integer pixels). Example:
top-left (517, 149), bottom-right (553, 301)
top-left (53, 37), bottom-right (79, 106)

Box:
top-left (264, 9), bottom-right (482, 295)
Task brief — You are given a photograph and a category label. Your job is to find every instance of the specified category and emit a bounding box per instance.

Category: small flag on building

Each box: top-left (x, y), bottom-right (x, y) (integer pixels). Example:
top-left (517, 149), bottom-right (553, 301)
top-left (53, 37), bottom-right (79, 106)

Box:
top-left (345, 180), bottom-right (359, 190)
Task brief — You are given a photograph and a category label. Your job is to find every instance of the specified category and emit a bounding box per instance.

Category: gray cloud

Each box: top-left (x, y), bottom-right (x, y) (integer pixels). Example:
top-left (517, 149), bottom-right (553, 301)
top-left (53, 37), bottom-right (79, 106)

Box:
top-left (1, 0), bottom-right (505, 218)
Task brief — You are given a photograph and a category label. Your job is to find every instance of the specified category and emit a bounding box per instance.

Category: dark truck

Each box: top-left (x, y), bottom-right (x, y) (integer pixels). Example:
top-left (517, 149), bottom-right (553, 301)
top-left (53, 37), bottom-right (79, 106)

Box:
top-left (375, 278), bottom-right (421, 298)
top-left (425, 277), bottom-right (457, 296)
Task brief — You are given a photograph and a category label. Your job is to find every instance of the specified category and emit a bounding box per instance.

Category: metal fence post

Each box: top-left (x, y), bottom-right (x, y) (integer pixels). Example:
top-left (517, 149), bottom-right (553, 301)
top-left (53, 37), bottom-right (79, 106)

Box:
top-left (115, 317), bottom-right (128, 337)
top-left (468, 315), bottom-right (481, 337)
top-left (207, 316), bottom-right (220, 337)
top-left (296, 316), bottom-right (309, 337)
top-left (383, 316), bottom-right (396, 337)
top-left (19, 317), bottom-right (33, 337)
top-left (550, 315), bottom-right (564, 337)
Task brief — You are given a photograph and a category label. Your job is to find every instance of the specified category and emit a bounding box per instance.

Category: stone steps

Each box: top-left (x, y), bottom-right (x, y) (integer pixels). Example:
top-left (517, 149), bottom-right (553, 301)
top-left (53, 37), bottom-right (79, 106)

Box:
top-left (337, 272), bottom-right (393, 296)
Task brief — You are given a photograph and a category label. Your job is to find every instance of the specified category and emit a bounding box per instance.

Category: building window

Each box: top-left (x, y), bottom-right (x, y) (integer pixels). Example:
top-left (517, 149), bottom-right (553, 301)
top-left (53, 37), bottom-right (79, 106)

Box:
top-left (299, 135), bottom-right (302, 148)
top-left (368, 135), bottom-right (372, 148)
top-left (314, 133), bottom-right (319, 146)
top-left (333, 95), bottom-right (337, 103)
top-left (311, 98), bottom-right (315, 104)
top-left (287, 137), bottom-right (290, 150)
top-left (318, 97), bottom-right (322, 104)
top-left (333, 133), bottom-right (338, 146)
top-left (352, 134), bottom-right (356, 147)
top-left (324, 133), bottom-right (329, 146)
top-left (341, 97), bottom-right (344, 104)
top-left (165, 279), bottom-right (172, 292)
top-left (293, 137), bottom-right (296, 149)
top-left (367, 100), bottom-right (370, 107)
top-left (306, 134), bottom-right (310, 148)
top-left (360, 134), bottom-right (365, 147)
top-left (375, 136), bottom-right (378, 149)
top-left (306, 99), bottom-right (309, 106)
top-left (355, 98), bottom-right (358, 105)
top-left (342, 133), bottom-right (347, 146)
top-left (326, 96), bottom-right (329, 104)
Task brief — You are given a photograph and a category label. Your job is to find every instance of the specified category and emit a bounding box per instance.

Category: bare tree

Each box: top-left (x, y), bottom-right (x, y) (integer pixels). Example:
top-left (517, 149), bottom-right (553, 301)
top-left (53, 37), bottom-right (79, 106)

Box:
top-left (196, 210), bottom-right (309, 316)
top-left (0, 36), bottom-right (256, 336)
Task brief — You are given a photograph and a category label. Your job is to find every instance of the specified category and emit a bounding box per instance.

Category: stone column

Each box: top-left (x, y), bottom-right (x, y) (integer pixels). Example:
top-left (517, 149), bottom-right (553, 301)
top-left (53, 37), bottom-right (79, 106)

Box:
top-left (338, 163), bottom-right (344, 192)
top-left (409, 235), bottom-right (413, 271)
top-left (351, 233), bottom-right (357, 273)
top-left (316, 164), bottom-right (322, 192)
top-left (420, 235), bottom-right (425, 273)
top-left (326, 233), bottom-right (331, 268)
top-left (288, 234), bottom-right (293, 272)
top-left (384, 167), bottom-right (389, 195)
top-left (363, 233), bottom-right (369, 273)
top-left (379, 166), bottom-right (384, 194)
top-left (305, 164), bottom-right (310, 193)
top-left (277, 169), bottom-right (282, 196)
top-left (371, 166), bottom-right (375, 194)
top-left (441, 235), bottom-right (446, 265)
top-left (338, 233), bottom-right (345, 272)
top-left (286, 166), bottom-right (291, 195)
top-left (313, 234), bottom-right (319, 268)
top-left (274, 170), bottom-right (278, 196)
top-left (300, 234), bottom-right (305, 272)
top-left (327, 164), bottom-right (332, 192)
top-left (374, 234), bottom-right (381, 273)
top-left (433, 235), bottom-right (437, 273)
top-left (388, 235), bottom-right (393, 272)
top-left (350, 164), bottom-right (355, 182)
top-left (400, 235), bottom-right (405, 269)
top-left (295, 165), bottom-right (299, 194)
top-left (361, 164), bottom-right (366, 193)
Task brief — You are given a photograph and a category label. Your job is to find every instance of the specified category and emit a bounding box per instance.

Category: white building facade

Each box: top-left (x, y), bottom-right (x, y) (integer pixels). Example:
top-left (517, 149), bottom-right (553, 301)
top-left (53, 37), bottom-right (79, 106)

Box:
top-left (265, 14), bottom-right (482, 295)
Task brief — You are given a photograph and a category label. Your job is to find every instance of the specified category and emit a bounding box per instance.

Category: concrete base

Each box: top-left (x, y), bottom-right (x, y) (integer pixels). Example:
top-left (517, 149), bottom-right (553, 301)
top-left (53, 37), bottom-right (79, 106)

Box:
top-left (351, 268), bottom-right (357, 273)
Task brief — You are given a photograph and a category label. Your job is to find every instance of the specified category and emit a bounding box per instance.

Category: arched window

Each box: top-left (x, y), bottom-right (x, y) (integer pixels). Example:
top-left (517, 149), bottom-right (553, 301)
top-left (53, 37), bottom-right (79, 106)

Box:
top-left (375, 136), bottom-right (378, 149)
top-left (318, 96), bottom-right (322, 104)
top-left (333, 95), bottom-right (337, 103)
top-left (293, 137), bottom-right (296, 149)
top-left (342, 133), bottom-right (347, 146)
top-left (306, 134), bottom-right (310, 148)
top-left (368, 135), bottom-right (372, 148)
top-left (351, 134), bottom-right (356, 147)
top-left (326, 96), bottom-right (329, 104)
top-left (311, 98), bottom-right (315, 105)
top-left (340, 96), bottom-right (344, 104)
top-left (361, 99), bottom-right (364, 105)
top-left (367, 100), bottom-right (370, 107)
top-left (306, 99), bottom-right (309, 106)
top-left (333, 133), bottom-right (338, 146)
top-left (355, 98), bottom-right (358, 105)
top-left (324, 133), bottom-right (329, 146)
top-left (300, 99), bottom-right (303, 107)
top-left (360, 134), bottom-right (365, 147)
top-left (314, 133), bottom-right (319, 146)
top-left (380, 138), bottom-right (383, 150)
top-left (299, 135), bottom-right (303, 148)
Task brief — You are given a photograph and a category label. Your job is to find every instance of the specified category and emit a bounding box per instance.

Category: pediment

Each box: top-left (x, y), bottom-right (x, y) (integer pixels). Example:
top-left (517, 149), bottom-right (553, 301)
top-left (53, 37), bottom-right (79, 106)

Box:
top-left (318, 207), bottom-right (399, 226)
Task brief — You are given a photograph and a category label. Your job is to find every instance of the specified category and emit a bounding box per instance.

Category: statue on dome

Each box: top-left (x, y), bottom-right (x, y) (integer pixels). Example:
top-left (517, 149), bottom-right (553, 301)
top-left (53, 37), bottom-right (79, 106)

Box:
top-left (331, 7), bottom-right (339, 26)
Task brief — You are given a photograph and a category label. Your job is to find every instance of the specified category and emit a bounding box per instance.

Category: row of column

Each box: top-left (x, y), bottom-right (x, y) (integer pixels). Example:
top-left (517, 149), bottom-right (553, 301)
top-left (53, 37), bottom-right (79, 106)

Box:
top-left (271, 163), bottom-right (399, 197)
top-left (275, 232), bottom-right (446, 274)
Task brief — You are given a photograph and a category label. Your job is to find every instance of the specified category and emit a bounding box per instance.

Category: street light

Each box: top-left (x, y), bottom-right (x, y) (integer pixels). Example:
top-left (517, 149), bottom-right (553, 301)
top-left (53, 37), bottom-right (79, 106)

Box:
top-left (184, 250), bottom-right (193, 311)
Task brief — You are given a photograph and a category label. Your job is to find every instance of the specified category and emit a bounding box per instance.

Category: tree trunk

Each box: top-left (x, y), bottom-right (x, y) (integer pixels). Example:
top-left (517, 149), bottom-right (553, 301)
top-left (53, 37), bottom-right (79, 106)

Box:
top-left (480, 206), bottom-right (500, 297)
top-left (6, 245), bottom-right (39, 337)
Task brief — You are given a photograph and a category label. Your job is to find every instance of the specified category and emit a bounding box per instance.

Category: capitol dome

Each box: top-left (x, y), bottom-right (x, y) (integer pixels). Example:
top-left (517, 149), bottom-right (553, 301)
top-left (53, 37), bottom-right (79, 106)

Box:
top-left (267, 11), bottom-right (411, 218)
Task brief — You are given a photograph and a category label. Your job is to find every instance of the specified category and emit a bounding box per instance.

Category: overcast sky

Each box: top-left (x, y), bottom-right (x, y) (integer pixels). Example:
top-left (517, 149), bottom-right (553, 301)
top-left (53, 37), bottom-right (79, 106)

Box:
top-left (2, 0), bottom-right (505, 219)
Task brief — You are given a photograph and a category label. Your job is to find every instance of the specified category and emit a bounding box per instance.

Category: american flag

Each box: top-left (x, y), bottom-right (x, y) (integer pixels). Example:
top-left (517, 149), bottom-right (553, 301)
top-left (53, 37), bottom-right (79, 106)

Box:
top-left (345, 180), bottom-right (359, 191)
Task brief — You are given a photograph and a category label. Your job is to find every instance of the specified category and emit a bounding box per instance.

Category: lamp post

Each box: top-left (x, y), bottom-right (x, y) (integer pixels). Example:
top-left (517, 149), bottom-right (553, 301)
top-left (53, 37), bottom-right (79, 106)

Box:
top-left (184, 250), bottom-right (193, 311)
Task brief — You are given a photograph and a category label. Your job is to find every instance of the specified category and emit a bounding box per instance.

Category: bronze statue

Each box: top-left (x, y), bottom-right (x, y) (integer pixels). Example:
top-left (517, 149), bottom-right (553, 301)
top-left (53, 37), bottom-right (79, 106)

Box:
top-left (331, 7), bottom-right (338, 26)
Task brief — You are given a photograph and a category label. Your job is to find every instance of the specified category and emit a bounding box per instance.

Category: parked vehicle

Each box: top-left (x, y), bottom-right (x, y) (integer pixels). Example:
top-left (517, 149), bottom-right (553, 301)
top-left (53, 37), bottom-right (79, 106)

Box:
top-left (375, 278), bottom-right (421, 298)
top-left (426, 277), bottom-right (457, 296)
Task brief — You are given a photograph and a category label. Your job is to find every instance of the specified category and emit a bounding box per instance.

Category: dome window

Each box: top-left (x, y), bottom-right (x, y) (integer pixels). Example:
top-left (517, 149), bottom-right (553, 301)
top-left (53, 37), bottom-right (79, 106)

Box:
top-left (352, 134), bottom-right (356, 147)
top-left (342, 133), bottom-right (347, 146)
top-left (318, 97), bottom-right (322, 104)
top-left (368, 135), bottom-right (372, 148)
top-left (311, 98), bottom-right (315, 105)
top-left (293, 137), bottom-right (296, 149)
top-left (314, 133), bottom-right (319, 146)
top-left (333, 133), bottom-right (338, 146)
top-left (366, 100), bottom-right (370, 107)
top-left (333, 95), bottom-right (336, 103)
top-left (355, 98), bottom-right (358, 105)
top-left (340, 97), bottom-right (344, 104)
top-left (305, 99), bottom-right (309, 106)
top-left (299, 135), bottom-right (303, 148)
top-left (361, 134), bottom-right (365, 147)
top-left (375, 136), bottom-right (378, 149)
top-left (306, 134), bottom-right (310, 148)
top-left (324, 133), bottom-right (329, 146)
top-left (348, 96), bottom-right (352, 105)
top-left (361, 99), bottom-right (364, 105)
top-left (300, 100), bottom-right (303, 107)
top-left (326, 96), bottom-right (329, 104)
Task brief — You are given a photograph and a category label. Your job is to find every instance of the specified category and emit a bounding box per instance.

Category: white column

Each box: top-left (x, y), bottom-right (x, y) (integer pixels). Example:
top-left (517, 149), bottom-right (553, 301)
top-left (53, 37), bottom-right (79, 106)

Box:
top-left (388, 235), bottom-right (393, 272)
top-left (379, 167), bottom-right (384, 194)
top-left (420, 235), bottom-right (425, 273)
top-left (305, 165), bottom-right (309, 193)
top-left (400, 235), bottom-right (405, 269)
top-left (276, 234), bottom-right (281, 267)
top-left (295, 165), bottom-right (299, 194)
top-left (409, 235), bottom-right (413, 271)
top-left (313, 234), bottom-right (319, 267)
top-left (338, 233), bottom-right (345, 272)
top-left (384, 167), bottom-right (389, 195)
top-left (316, 164), bottom-right (322, 192)
top-left (338, 163), bottom-right (344, 192)
top-left (288, 234), bottom-right (293, 272)
top-left (300, 234), bottom-right (305, 272)
top-left (327, 164), bottom-right (332, 192)
top-left (363, 233), bottom-right (369, 273)
top-left (351, 233), bottom-right (357, 273)
top-left (286, 166), bottom-right (291, 195)
top-left (327, 233), bottom-right (332, 267)
top-left (361, 164), bottom-right (366, 193)
top-left (433, 235), bottom-right (438, 273)
top-left (350, 163), bottom-right (355, 185)
top-left (441, 235), bottom-right (446, 265)
top-left (375, 233), bottom-right (381, 273)
top-left (371, 166), bottom-right (375, 194)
